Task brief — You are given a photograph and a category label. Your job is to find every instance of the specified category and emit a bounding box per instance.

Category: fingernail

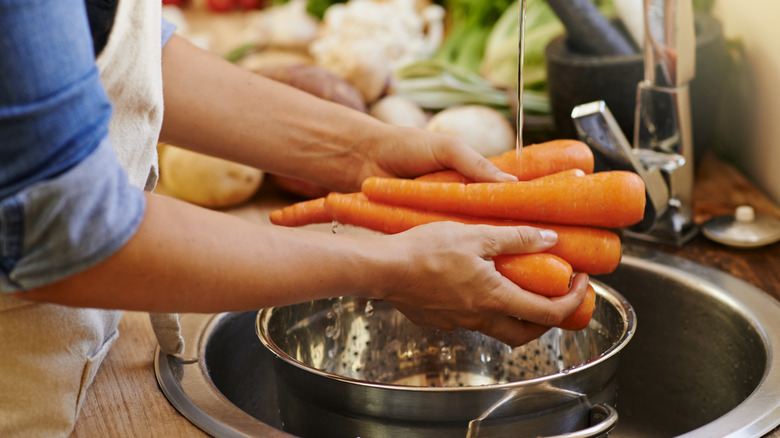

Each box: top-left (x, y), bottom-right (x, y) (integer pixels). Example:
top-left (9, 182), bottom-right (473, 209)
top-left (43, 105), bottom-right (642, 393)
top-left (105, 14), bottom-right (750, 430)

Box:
top-left (540, 229), bottom-right (558, 242)
top-left (496, 171), bottom-right (517, 182)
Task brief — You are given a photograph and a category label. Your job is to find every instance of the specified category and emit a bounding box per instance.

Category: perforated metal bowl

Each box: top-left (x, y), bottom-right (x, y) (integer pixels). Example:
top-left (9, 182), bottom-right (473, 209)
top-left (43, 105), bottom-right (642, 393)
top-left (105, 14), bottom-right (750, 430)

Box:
top-left (256, 280), bottom-right (635, 437)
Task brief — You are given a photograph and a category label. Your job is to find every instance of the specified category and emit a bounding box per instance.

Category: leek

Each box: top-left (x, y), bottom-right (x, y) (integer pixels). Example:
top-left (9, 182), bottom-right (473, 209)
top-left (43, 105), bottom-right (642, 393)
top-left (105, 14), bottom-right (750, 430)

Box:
top-left (393, 59), bottom-right (550, 116)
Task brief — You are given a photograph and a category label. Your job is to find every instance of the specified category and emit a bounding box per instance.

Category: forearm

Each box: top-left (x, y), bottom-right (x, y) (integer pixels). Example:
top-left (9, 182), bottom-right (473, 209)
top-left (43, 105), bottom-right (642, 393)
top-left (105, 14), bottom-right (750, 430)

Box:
top-left (17, 192), bottom-right (394, 312)
top-left (16, 190), bottom-right (589, 347)
top-left (159, 35), bottom-right (390, 191)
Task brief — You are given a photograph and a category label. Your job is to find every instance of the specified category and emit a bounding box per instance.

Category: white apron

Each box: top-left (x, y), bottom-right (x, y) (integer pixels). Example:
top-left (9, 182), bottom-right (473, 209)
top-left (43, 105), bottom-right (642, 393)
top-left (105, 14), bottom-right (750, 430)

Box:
top-left (0, 0), bottom-right (180, 435)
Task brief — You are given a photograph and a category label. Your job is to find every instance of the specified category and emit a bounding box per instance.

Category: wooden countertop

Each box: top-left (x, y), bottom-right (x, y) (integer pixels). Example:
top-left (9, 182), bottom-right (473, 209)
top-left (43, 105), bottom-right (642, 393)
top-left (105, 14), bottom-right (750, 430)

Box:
top-left (71, 153), bottom-right (780, 437)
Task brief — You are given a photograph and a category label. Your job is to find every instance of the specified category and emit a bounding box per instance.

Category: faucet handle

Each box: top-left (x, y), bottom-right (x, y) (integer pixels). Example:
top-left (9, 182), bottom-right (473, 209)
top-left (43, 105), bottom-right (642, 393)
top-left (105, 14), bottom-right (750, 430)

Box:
top-left (571, 101), bottom-right (669, 232)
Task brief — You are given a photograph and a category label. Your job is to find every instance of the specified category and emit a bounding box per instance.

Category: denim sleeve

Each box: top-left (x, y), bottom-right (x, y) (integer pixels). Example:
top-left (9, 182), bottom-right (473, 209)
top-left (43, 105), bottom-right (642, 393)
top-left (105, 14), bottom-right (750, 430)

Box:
top-left (162, 16), bottom-right (177, 46)
top-left (0, 140), bottom-right (145, 292)
top-left (0, 0), bottom-right (147, 292)
top-left (0, 0), bottom-right (111, 198)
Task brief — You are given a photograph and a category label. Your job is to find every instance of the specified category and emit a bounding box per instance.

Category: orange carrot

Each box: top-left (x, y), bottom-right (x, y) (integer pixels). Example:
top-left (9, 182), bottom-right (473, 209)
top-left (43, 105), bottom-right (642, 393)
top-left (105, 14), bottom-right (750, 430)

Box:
top-left (323, 193), bottom-right (455, 233)
top-left (268, 168), bottom-right (584, 228)
top-left (528, 168), bottom-right (585, 182)
top-left (269, 140), bottom-right (593, 227)
top-left (494, 253), bottom-right (573, 296)
top-left (269, 197), bottom-right (333, 227)
top-left (323, 193), bottom-right (622, 274)
top-left (557, 283), bottom-right (597, 331)
top-left (361, 171), bottom-right (646, 228)
top-left (491, 140), bottom-right (595, 179)
top-left (416, 140), bottom-right (594, 183)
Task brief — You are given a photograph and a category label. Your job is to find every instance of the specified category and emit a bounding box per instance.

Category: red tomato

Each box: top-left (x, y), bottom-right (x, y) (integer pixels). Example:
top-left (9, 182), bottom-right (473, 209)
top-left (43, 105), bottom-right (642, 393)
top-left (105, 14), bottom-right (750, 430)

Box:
top-left (269, 175), bottom-right (330, 199)
top-left (236, 0), bottom-right (261, 10)
top-left (206, 0), bottom-right (235, 13)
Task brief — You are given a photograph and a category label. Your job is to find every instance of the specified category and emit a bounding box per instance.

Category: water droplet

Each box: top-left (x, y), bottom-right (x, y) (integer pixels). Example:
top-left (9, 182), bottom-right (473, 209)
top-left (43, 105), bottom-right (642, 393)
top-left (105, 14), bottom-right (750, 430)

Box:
top-left (325, 324), bottom-right (340, 338)
top-left (333, 298), bottom-right (343, 314)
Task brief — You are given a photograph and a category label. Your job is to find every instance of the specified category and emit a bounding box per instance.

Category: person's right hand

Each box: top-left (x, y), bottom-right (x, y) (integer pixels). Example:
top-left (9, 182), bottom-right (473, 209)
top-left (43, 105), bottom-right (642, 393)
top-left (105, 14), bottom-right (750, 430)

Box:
top-left (373, 222), bottom-right (590, 347)
top-left (346, 125), bottom-right (518, 191)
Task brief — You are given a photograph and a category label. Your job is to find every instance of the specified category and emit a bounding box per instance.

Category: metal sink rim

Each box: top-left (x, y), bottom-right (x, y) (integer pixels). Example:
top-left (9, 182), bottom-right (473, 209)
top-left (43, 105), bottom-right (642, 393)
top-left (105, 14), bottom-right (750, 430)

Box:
top-left (154, 245), bottom-right (780, 438)
top-left (615, 246), bottom-right (780, 438)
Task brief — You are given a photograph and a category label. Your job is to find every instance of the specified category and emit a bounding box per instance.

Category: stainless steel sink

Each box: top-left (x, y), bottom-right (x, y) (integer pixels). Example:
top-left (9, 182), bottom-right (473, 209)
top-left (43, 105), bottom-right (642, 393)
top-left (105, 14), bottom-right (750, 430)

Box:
top-left (155, 245), bottom-right (780, 437)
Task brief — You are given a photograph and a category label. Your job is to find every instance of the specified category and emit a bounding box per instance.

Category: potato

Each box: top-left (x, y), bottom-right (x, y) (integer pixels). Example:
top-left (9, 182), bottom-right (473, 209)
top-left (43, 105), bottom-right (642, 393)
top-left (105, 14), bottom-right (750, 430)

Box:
top-left (159, 146), bottom-right (264, 209)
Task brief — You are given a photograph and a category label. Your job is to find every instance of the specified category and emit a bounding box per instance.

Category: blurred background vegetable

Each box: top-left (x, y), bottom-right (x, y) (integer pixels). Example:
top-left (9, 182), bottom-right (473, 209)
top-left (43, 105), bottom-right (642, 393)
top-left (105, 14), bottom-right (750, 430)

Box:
top-left (270, 0), bottom-right (344, 19)
top-left (433, 0), bottom-right (514, 73)
top-left (425, 105), bottom-right (516, 157)
top-left (308, 0), bottom-right (445, 103)
top-left (243, 0), bottom-right (320, 49)
top-left (392, 0), bottom-right (615, 121)
top-left (480, 0), bottom-right (561, 90)
top-left (369, 95), bottom-right (429, 128)
top-left (204, 0), bottom-right (721, 140)
top-left (159, 145), bottom-right (265, 208)
top-left (393, 59), bottom-right (550, 117)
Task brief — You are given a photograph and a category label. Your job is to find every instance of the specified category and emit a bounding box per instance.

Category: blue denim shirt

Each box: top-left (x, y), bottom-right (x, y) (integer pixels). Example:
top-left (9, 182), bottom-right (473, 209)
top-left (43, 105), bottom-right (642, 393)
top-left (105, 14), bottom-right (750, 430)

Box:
top-left (0, 0), bottom-right (176, 292)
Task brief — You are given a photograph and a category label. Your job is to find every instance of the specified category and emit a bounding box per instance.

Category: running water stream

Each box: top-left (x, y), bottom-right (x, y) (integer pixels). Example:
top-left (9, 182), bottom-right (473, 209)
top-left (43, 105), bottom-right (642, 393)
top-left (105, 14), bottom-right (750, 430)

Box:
top-left (470, 2), bottom-right (527, 434)
top-left (514, 0), bottom-right (527, 177)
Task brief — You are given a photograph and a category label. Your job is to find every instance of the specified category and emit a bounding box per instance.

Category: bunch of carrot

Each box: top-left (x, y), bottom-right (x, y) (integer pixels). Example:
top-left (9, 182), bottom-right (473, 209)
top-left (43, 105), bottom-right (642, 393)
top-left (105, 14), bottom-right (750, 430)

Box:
top-left (269, 140), bottom-right (646, 331)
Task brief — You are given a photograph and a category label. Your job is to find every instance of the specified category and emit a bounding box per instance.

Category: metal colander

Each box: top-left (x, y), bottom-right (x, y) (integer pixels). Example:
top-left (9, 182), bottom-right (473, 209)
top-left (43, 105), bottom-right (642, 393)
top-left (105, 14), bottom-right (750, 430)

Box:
top-left (259, 280), bottom-right (629, 388)
top-left (256, 280), bottom-right (635, 437)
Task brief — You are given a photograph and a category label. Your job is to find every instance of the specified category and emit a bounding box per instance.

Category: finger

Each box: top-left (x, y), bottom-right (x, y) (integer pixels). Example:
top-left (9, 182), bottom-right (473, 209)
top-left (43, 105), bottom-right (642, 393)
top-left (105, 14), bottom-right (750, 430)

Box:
top-left (433, 136), bottom-right (518, 183)
top-left (464, 156), bottom-right (518, 183)
top-left (394, 303), bottom-right (549, 347)
top-left (491, 273), bottom-right (590, 327)
top-left (474, 225), bottom-right (559, 257)
top-left (392, 301), bottom-right (466, 332)
top-left (474, 314), bottom-right (551, 347)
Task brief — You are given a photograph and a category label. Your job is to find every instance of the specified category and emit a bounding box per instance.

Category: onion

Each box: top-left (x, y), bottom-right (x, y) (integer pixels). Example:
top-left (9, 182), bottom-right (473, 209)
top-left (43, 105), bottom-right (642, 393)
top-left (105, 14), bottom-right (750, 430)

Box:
top-left (425, 105), bottom-right (516, 157)
top-left (369, 95), bottom-right (428, 128)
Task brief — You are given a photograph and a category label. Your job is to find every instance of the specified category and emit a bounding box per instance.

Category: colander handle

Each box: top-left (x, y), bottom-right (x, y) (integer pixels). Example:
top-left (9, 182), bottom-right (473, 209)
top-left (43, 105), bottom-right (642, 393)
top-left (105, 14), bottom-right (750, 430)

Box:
top-left (467, 387), bottom-right (619, 438)
top-left (540, 403), bottom-right (618, 438)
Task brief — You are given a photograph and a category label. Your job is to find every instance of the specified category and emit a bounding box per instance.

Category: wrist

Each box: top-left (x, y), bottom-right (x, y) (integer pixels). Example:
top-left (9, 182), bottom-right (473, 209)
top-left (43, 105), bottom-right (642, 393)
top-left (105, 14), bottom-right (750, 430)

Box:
top-left (342, 233), bottom-right (409, 301)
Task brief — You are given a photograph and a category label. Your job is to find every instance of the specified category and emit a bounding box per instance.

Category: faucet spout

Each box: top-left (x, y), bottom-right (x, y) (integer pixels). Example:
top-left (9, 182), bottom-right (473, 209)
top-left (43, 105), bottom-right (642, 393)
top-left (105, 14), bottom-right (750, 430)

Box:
top-left (571, 0), bottom-right (698, 246)
top-left (571, 101), bottom-right (670, 233)
top-left (633, 0), bottom-right (697, 245)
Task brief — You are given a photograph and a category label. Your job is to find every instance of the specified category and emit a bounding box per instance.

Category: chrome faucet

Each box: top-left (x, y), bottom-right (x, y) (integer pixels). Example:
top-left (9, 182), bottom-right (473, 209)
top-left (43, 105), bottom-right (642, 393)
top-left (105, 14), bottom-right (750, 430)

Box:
top-left (571, 0), bottom-right (698, 246)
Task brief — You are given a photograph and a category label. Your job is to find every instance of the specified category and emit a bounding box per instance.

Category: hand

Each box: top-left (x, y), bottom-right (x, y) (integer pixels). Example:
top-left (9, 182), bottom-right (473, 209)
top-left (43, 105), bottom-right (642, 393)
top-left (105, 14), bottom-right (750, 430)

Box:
top-left (375, 222), bottom-right (590, 347)
top-left (349, 125), bottom-right (517, 189)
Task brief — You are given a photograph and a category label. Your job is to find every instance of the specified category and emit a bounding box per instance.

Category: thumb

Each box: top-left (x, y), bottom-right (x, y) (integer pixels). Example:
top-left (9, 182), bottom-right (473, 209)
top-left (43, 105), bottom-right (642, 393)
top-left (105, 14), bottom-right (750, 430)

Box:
top-left (480, 225), bottom-right (559, 257)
